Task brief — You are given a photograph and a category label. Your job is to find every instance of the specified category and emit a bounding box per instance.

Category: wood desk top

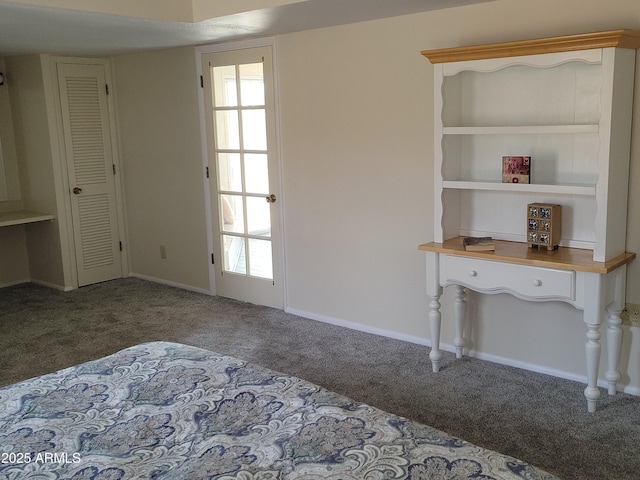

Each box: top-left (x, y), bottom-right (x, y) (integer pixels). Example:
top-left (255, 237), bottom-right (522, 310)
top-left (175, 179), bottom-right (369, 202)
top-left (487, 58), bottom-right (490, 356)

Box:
top-left (418, 237), bottom-right (635, 274)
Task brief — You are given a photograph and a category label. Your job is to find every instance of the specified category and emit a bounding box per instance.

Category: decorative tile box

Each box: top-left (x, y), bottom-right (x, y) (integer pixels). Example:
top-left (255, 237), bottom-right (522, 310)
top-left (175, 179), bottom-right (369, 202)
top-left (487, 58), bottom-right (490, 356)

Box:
top-left (527, 203), bottom-right (561, 250)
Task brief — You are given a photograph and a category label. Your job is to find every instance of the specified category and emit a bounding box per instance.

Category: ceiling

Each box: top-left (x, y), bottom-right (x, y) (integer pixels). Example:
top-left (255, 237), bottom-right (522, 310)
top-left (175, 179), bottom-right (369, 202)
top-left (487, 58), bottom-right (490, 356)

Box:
top-left (0, 0), bottom-right (493, 56)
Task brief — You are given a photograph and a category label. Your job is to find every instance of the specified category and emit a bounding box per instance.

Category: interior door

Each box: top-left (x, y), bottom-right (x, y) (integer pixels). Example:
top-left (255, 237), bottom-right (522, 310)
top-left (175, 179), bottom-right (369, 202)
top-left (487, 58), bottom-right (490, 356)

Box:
top-left (57, 62), bottom-right (122, 287)
top-left (202, 46), bottom-right (283, 308)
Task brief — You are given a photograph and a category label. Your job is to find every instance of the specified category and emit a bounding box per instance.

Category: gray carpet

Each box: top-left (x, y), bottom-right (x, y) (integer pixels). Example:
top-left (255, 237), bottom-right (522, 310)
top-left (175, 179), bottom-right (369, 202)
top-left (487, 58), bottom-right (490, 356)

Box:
top-left (1, 278), bottom-right (639, 479)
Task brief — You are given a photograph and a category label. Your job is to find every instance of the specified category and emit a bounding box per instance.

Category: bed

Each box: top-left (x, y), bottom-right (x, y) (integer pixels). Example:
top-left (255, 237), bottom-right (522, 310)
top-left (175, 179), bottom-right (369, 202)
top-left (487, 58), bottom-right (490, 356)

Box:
top-left (0, 341), bottom-right (558, 479)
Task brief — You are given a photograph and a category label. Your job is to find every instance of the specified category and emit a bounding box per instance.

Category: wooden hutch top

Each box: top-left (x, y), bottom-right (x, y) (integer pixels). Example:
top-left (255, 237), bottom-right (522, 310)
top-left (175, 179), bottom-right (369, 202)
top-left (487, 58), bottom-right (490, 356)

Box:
top-left (421, 29), bottom-right (640, 64)
top-left (419, 29), bottom-right (640, 274)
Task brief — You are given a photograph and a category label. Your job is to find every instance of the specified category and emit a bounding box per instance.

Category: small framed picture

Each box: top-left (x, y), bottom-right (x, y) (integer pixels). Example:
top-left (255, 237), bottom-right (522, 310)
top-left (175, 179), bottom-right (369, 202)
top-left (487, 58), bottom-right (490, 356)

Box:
top-left (502, 156), bottom-right (531, 184)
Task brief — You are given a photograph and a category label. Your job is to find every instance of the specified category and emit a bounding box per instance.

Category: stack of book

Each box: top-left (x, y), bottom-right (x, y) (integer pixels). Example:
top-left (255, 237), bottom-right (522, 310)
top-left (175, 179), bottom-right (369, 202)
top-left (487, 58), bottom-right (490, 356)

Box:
top-left (463, 236), bottom-right (495, 251)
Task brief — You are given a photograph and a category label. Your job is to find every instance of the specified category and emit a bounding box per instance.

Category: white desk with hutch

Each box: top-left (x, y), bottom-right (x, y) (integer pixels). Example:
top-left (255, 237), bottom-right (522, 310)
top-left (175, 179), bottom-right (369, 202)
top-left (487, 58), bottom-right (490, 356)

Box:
top-left (418, 30), bottom-right (639, 412)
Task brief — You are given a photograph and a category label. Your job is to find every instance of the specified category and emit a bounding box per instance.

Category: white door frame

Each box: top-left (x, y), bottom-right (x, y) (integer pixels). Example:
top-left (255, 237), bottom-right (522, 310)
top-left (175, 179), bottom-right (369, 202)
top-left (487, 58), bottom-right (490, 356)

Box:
top-left (195, 37), bottom-right (287, 306)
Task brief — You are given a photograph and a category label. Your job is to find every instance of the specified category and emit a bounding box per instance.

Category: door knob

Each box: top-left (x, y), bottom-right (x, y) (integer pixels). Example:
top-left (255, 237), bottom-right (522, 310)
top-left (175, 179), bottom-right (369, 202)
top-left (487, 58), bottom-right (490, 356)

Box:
top-left (265, 194), bottom-right (276, 203)
top-left (73, 187), bottom-right (82, 195)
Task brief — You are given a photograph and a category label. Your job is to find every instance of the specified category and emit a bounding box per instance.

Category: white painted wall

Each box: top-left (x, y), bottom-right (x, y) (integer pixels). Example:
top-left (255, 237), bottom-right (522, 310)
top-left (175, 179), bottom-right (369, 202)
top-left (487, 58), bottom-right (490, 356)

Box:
top-left (271, 0), bottom-right (640, 393)
top-left (6, 0), bottom-right (636, 392)
top-left (192, 0), bottom-right (305, 21)
top-left (0, 59), bottom-right (22, 205)
top-left (6, 54), bottom-right (67, 289)
top-left (7, 0), bottom-right (310, 22)
top-left (0, 58), bottom-right (29, 287)
top-left (113, 47), bottom-right (210, 293)
top-left (276, 21), bottom-right (432, 336)
top-left (6, 0), bottom-right (195, 22)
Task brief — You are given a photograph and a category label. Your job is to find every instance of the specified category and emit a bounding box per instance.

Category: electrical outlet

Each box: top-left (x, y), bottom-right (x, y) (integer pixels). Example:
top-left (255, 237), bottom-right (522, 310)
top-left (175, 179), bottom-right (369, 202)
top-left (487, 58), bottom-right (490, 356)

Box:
top-left (160, 245), bottom-right (167, 259)
top-left (622, 303), bottom-right (640, 327)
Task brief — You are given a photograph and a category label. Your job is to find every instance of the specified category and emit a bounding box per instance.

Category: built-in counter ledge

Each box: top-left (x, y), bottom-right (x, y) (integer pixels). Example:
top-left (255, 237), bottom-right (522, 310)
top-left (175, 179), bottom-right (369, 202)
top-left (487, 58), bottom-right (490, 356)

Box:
top-left (0, 210), bottom-right (55, 227)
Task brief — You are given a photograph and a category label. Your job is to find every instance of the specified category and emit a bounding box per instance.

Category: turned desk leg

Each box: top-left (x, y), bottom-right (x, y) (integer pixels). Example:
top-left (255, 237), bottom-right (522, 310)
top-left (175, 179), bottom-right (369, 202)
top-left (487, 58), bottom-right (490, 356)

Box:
top-left (584, 324), bottom-right (602, 413)
top-left (429, 295), bottom-right (442, 373)
top-left (606, 307), bottom-right (623, 395)
top-left (583, 272), bottom-right (604, 413)
top-left (453, 285), bottom-right (466, 358)
top-left (606, 266), bottom-right (626, 396)
top-left (425, 252), bottom-right (443, 373)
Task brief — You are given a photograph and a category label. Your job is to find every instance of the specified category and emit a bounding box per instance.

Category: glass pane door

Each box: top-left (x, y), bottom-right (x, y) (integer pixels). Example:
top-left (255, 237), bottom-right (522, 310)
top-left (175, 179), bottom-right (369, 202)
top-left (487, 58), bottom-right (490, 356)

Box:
top-left (212, 61), bottom-right (273, 279)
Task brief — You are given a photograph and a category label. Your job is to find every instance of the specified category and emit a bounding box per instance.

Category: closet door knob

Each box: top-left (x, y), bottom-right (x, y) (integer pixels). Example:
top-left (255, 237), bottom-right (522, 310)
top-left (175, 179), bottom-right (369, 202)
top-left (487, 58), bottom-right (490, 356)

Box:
top-left (73, 187), bottom-right (82, 195)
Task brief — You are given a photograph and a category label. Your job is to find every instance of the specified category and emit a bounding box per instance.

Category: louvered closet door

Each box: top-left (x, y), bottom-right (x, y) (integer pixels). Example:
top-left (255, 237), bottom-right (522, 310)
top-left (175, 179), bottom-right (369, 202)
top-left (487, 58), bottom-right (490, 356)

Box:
top-left (58, 63), bottom-right (122, 286)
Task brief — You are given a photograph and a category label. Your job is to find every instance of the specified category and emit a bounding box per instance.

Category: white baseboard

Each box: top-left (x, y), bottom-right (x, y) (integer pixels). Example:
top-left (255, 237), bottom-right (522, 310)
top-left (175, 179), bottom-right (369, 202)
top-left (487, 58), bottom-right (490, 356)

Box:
top-left (129, 273), bottom-right (212, 296)
top-left (28, 278), bottom-right (71, 291)
top-left (284, 306), bottom-right (640, 397)
top-left (465, 349), bottom-right (640, 396)
top-left (285, 306), bottom-right (431, 347)
top-left (36, 281), bottom-right (71, 292)
top-left (0, 278), bottom-right (31, 289)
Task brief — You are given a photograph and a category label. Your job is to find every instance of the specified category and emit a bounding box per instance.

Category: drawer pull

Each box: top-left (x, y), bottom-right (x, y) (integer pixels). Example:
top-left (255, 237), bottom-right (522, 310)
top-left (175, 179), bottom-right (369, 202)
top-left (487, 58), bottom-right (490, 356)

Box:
top-left (468, 270), bottom-right (478, 277)
top-left (532, 279), bottom-right (542, 286)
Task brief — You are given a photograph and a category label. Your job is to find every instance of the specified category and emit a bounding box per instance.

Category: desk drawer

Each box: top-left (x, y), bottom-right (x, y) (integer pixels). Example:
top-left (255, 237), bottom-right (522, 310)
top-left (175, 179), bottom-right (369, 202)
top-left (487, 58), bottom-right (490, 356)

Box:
top-left (442, 255), bottom-right (575, 300)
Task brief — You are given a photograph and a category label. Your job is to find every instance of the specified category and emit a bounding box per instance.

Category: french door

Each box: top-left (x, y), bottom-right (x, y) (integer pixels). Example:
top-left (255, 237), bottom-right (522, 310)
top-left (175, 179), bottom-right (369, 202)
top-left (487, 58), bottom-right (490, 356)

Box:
top-left (202, 46), bottom-right (283, 308)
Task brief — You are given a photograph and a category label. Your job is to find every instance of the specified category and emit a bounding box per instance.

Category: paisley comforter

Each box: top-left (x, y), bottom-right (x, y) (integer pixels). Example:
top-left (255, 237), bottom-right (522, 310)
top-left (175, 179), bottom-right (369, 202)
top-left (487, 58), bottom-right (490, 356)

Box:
top-left (0, 342), bottom-right (559, 479)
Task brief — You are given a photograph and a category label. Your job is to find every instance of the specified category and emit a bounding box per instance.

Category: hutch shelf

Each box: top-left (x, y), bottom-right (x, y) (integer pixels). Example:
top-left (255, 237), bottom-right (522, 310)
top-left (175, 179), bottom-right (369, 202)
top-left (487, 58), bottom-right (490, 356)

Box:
top-left (419, 30), bottom-right (639, 412)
